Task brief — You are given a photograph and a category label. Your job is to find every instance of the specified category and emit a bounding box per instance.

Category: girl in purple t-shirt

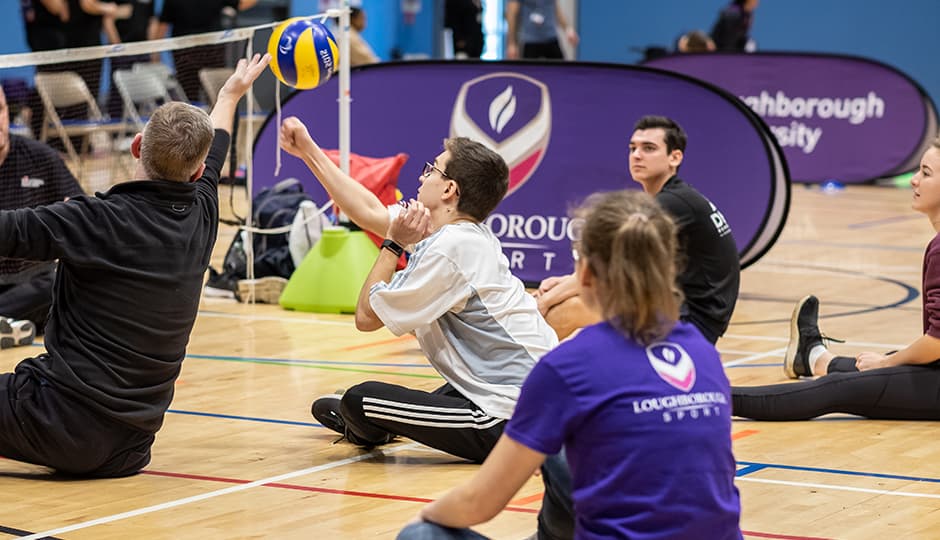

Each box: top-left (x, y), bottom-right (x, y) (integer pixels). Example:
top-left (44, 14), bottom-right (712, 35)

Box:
top-left (398, 190), bottom-right (742, 540)
top-left (734, 137), bottom-right (940, 421)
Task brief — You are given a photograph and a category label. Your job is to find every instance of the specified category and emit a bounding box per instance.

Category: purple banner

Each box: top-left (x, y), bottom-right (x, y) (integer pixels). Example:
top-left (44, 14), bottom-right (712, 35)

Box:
top-left (253, 61), bottom-right (788, 284)
top-left (646, 53), bottom-right (938, 184)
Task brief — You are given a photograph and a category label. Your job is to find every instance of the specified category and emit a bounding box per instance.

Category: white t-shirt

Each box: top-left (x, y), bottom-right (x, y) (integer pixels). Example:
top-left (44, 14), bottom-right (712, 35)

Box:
top-left (369, 217), bottom-right (558, 418)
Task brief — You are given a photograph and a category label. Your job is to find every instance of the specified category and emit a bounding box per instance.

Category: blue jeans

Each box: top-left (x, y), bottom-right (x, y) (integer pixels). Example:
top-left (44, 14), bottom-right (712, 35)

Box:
top-left (397, 521), bottom-right (490, 540)
top-left (537, 449), bottom-right (575, 540)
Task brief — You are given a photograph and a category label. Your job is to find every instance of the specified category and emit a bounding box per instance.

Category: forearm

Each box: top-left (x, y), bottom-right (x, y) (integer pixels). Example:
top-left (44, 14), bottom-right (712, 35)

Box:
top-left (78, 0), bottom-right (116, 16)
top-left (420, 484), bottom-right (496, 528)
top-left (538, 273), bottom-right (580, 310)
top-left (209, 92), bottom-right (239, 134)
top-left (103, 17), bottom-right (120, 44)
top-left (887, 334), bottom-right (940, 366)
top-left (505, 3), bottom-right (520, 47)
top-left (354, 249), bottom-right (400, 331)
top-left (555, 2), bottom-right (568, 30)
top-left (38, 0), bottom-right (67, 17)
top-left (298, 143), bottom-right (389, 236)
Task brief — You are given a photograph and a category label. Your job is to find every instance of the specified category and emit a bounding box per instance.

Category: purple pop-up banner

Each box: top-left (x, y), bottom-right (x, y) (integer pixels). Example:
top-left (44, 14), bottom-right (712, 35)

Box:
top-left (645, 52), bottom-right (939, 184)
top-left (253, 61), bottom-right (789, 284)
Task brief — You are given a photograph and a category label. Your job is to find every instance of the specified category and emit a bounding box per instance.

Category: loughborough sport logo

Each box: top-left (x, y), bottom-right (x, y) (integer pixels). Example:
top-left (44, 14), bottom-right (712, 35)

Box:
top-left (450, 73), bottom-right (551, 197)
top-left (646, 342), bottom-right (696, 392)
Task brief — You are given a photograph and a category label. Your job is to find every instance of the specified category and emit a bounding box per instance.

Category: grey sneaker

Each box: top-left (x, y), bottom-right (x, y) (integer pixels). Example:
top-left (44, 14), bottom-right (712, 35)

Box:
top-left (235, 276), bottom-right (288, 304)
top-left (0, 317), bottom-right (35, 349)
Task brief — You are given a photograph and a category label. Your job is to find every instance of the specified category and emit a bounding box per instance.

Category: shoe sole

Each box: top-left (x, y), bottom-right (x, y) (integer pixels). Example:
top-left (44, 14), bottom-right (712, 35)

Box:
top-left (783, 295), bottom-right (812, 379)
top-left (236, 277), bottom-right (288, 304)
top-left (0, 318), bottom-right (36, 350)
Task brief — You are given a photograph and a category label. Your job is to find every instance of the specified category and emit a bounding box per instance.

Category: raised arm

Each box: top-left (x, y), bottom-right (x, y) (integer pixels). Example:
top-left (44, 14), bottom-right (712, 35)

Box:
top-left (209, 53), bottom-right (270, 134)
top-left (504, 0), bottom-right (521, 59)
top-left (279, 116), bottom-right (392, 237)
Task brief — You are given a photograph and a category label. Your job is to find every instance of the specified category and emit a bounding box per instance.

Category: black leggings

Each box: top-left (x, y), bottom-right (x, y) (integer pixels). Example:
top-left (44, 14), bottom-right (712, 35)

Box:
top-left (732, 357), bottom-right (940, 420)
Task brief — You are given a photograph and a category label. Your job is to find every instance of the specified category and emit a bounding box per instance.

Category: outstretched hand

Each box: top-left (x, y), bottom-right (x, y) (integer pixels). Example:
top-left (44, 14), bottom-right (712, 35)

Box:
top-left (279, 116), bottom-right (315, 158)
top-left (219, 53), bottom-right (271, 101)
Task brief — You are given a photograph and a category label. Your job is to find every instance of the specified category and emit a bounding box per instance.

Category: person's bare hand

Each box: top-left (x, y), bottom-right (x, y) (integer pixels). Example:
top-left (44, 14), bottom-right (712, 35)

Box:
top-left (278, 116), bottom-right (315, 158)
top-left (219, 53), bottom-right (271, 101)
top-left (388, 200), bottom-right (432, 246)
top-left (855, 352), bottom-right (891, 371)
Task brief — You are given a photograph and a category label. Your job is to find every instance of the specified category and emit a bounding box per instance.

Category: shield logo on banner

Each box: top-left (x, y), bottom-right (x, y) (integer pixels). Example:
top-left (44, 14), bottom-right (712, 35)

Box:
top-left (450, 72), bottom-right (552, 197)
top-left (646, 342), bottom-right (697, 392)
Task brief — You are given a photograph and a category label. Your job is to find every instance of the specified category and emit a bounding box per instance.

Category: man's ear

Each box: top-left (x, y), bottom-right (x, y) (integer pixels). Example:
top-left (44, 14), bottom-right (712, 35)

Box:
top-left (669, 148), bottom-right (684, 170)
top-left (130, 133), bottom-right (143, 159)
top-left (189, 163), bottom-right (206, 183)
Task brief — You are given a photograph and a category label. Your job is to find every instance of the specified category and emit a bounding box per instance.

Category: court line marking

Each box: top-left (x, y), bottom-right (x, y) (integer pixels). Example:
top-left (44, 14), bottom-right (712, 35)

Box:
top-left (723, 348), bottom-right (786, 367)
top-left (140, 469), bottom-right (538, 514)
top-left (166, 409), bottom-right (321, 428)
top-left (737, 477), bottom-right (940, 499)
top-left (736, 461), bottom-right (940, 484)
top-left (17, 443), bottom-right (421, 540)
top-left (723, 334), bottom-right (907, 350)
top-left (186, 352), bottom-right (433, 369)
top-left (341, 334), bottom-right (416, 351)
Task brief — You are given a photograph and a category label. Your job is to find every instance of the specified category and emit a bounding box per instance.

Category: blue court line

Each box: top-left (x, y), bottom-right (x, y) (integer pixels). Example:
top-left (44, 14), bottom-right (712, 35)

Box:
top-left (166, 408), bottom-right (322, 428)
top-left (730, 262), bottom-right (919, 326)
top-left (735, 460), bottom-right (940, 484)
top-left (0, 524), bottom-right (60, 539)
top-left (185, 352), bottom-right (432, 369)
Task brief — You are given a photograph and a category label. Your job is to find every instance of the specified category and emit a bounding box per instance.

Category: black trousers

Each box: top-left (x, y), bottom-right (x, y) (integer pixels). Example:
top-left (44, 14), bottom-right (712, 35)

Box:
top-left (523, 39), bottom-right (564, 59)
top-left (339, 381), bottom-right (505, 463)
top-left (732, 357), bottom-right (940, 420)
top-left (0, 267), bottom-right (56, 333)
top-left (0, 368), bottom-right (154, 477)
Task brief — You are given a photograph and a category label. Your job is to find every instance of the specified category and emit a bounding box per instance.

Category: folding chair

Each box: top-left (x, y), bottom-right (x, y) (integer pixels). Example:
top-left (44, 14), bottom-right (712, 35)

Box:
top-left (113, 69), bottom-right (170, 133)
top-left (131, 62), bottom-right (189, 103)
top-left (34, 71), bottom-right (125, 182)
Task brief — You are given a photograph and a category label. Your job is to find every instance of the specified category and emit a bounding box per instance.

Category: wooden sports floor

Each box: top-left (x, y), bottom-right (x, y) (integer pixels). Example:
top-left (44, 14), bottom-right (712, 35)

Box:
top-left (1, 183), bottom-right (938, 539)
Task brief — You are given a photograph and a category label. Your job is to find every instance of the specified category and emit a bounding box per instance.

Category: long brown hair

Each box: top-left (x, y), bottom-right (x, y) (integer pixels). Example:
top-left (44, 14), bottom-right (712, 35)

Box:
top-left (574, 190), bottom-right (682, 345)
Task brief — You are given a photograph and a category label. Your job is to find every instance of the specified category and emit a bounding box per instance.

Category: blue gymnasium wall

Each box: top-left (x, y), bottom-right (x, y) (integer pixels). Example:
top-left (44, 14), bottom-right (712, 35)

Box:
top-left (578, 0), bottom-right (940, 113)
top-left (1, 1), bottom-right (937, 110)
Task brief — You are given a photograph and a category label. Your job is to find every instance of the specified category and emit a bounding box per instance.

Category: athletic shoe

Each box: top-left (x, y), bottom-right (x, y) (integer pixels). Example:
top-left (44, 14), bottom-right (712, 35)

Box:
top-left (311, 393), bottom-right (347, 437)
top-left (0, 317), bottom-right (36, 350)
top-left (783, 295), bottom-right (845, 379)
top-left (235, 276), bottom-right (288, 304)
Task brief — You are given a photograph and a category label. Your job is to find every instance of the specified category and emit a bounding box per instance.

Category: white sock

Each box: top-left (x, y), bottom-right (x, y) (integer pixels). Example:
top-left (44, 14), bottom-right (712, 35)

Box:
top-left (807, 345), bottom-right (827, 374)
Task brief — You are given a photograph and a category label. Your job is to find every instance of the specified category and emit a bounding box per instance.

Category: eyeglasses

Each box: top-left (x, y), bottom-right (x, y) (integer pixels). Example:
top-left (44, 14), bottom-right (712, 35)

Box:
top-left (422, 161), bottom-right (461, 197)
top-left (423, 161), bottom-right (450, 179)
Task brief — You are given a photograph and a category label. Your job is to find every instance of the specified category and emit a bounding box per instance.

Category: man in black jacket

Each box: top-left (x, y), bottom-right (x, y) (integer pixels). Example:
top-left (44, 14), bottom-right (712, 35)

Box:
top-left (0, 53), bottom-right (269, 478)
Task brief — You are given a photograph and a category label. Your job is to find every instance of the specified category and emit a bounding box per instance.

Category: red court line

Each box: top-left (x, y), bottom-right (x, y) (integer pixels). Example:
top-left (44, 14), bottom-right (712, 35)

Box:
top-left (510, 430), bottom-right (761, 506)
top-left (341, 334), bottom-right (416, 351)
top-left (742, 532), bottom-right (830, 540)
top-left (141, 469), bottom-right (539, 514)
top-left (733, 429), bottom-right (761, 440)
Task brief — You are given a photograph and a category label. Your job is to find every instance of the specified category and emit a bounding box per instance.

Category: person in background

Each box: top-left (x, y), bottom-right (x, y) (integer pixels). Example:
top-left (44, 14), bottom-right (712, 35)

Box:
top-left (445, 0), bottom-right (484, 59)
top-left (347, 7), bottom-right (379, 67)
top-left (150, 0), bottom-right (258, 101)
top-left (505, 0), bottom-right (578, 60)
top-left (677, 29), bottom-right (716, 54)
top-left (0, 84), bottom-right (84, 349)
top-left (397, 190), bottom-right (742, 540)
top-left (710, 0), bottom-right (758, 52)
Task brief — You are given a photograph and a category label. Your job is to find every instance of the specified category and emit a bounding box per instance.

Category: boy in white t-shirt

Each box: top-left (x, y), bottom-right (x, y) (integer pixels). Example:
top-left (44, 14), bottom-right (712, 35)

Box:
top-left (279, 117), bottom-right (557, 462)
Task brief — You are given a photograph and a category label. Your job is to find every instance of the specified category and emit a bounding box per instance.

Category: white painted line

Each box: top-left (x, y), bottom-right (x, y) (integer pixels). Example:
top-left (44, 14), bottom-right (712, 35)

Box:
top-left (737, 476), bottom-right (940, 499)
top-left (722, 347), bottom-right (787, 367)
top-left (20, 443), bottom-right (420, 540)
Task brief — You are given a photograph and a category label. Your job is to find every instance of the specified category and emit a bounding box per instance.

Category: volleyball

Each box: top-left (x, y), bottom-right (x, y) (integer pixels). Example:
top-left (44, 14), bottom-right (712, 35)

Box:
top-left (268, 18), bottom-right (339, 90)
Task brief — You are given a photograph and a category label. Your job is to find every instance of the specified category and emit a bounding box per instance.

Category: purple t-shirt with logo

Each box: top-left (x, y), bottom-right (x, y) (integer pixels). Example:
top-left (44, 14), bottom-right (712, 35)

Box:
top-left (505, 321), bottom-right (741, 540)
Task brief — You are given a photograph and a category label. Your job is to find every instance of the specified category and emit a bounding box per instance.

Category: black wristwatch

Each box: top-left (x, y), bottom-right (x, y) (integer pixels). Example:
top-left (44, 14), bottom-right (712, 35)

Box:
top-left (381, 238), bottom-right (404, 257)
